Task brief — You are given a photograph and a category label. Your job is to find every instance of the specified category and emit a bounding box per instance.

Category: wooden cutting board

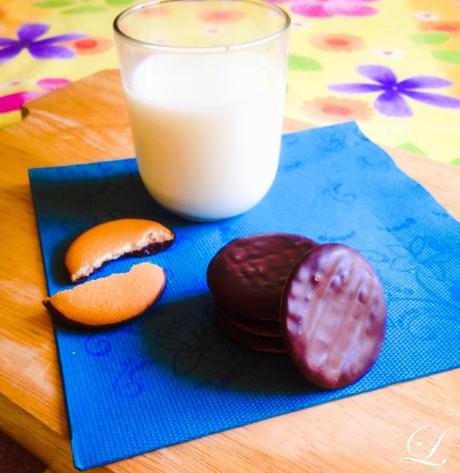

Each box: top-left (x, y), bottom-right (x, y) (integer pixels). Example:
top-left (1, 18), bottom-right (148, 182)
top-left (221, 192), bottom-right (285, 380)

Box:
top-left (0, 69), bottom-right (459, 473)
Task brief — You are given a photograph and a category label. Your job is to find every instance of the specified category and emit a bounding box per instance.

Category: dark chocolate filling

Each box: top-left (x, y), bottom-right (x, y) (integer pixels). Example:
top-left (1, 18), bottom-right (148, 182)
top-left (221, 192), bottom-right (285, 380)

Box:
top-left (74, 237), bottom-right (174, 282)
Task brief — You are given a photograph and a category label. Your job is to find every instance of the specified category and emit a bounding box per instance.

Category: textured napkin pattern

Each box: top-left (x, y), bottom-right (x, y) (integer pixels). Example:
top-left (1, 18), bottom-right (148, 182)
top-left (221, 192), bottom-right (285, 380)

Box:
top-left (29, 123), bottom-right (460, 470)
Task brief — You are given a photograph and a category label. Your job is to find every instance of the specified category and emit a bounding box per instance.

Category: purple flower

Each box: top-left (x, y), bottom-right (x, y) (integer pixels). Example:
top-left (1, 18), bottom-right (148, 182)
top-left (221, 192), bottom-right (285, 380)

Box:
top-left (330, 65), bottom-right (460, 117)
top-left (0, 23), bottom-right (85, 63)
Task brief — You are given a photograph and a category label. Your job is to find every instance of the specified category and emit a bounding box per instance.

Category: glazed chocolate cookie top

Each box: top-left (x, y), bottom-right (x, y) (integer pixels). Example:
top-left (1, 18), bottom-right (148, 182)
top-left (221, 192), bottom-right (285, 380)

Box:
top-left (281, 243), bottom-right (386, 389)
top-left (207, 234), bottom-right (317, 320)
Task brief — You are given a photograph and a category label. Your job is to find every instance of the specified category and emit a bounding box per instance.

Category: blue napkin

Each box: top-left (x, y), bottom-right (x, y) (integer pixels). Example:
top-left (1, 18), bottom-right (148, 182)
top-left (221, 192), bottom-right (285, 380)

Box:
top-left (29, 122), bottom-right (460, 470)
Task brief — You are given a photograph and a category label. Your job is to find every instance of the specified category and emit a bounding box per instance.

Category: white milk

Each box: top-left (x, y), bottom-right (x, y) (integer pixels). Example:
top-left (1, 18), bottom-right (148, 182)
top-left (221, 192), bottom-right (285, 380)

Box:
top-left (125, 52), bottom-right (285, 220)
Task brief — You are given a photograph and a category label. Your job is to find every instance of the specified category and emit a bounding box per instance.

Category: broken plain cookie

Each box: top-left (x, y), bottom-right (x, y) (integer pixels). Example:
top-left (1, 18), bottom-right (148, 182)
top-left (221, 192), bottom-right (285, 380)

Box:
top-left (281, 244), bottom-right (386, 389)
top-left (65, 218), bottom-right (174, 282)
top-left (44, 263), bottom-right (166, 327)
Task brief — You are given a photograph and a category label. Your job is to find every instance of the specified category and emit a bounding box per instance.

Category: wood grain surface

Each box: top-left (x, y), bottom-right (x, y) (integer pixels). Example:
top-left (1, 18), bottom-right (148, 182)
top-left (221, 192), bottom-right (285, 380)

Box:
top-left (0, 69), bottom-right (459, 473)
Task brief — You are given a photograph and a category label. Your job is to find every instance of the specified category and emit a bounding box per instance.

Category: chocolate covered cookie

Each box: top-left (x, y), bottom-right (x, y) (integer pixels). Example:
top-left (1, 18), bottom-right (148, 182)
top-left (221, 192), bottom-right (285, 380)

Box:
top-left (281, 244), bottom-right (386, 389)
top-left (216, 307), bottom-right (286, 353)
top-left (217, 304), bottom-right (281, 337)
top-left (208, 233), bottom-right (317, 320)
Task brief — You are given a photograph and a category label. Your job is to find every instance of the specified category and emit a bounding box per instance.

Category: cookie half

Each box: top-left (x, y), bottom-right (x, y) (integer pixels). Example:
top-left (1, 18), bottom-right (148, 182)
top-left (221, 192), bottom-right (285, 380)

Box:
top-left (44, 262), bottom-right (165, 327)
top-left (65, 218), bottom-right (174, 282)
top-left (207, 233), bottom-right (317, 320)
top-left (281, 244), bottom-right (386, 389)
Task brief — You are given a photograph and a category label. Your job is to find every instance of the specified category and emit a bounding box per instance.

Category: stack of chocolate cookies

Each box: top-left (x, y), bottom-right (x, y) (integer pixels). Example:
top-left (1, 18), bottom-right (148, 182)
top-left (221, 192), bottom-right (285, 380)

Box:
top-left (207, 233), bottom-right (387, 389)
top-left (207, 234), bottom-right (316, 353)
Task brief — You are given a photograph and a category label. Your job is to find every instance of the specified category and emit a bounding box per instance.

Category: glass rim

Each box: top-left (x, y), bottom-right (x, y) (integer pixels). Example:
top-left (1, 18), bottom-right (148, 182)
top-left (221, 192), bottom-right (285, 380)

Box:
top-left (113, 0), bottom-right (290, 53)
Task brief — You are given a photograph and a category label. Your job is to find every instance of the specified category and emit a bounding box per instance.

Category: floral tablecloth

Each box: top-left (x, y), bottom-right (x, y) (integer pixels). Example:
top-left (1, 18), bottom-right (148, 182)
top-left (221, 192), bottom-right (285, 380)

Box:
top-left (1, 0), bottom-right (460, 165)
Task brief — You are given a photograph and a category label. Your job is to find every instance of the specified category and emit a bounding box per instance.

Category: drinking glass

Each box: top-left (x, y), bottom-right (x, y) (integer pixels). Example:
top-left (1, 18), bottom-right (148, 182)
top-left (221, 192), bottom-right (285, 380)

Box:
top-left (114, 0), bottom-right (290, 220)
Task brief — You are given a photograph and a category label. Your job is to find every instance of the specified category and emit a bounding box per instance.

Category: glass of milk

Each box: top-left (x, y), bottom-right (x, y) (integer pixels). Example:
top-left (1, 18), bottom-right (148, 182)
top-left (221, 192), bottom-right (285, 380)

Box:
top-left (114, 0), bottom-right (290, 221)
